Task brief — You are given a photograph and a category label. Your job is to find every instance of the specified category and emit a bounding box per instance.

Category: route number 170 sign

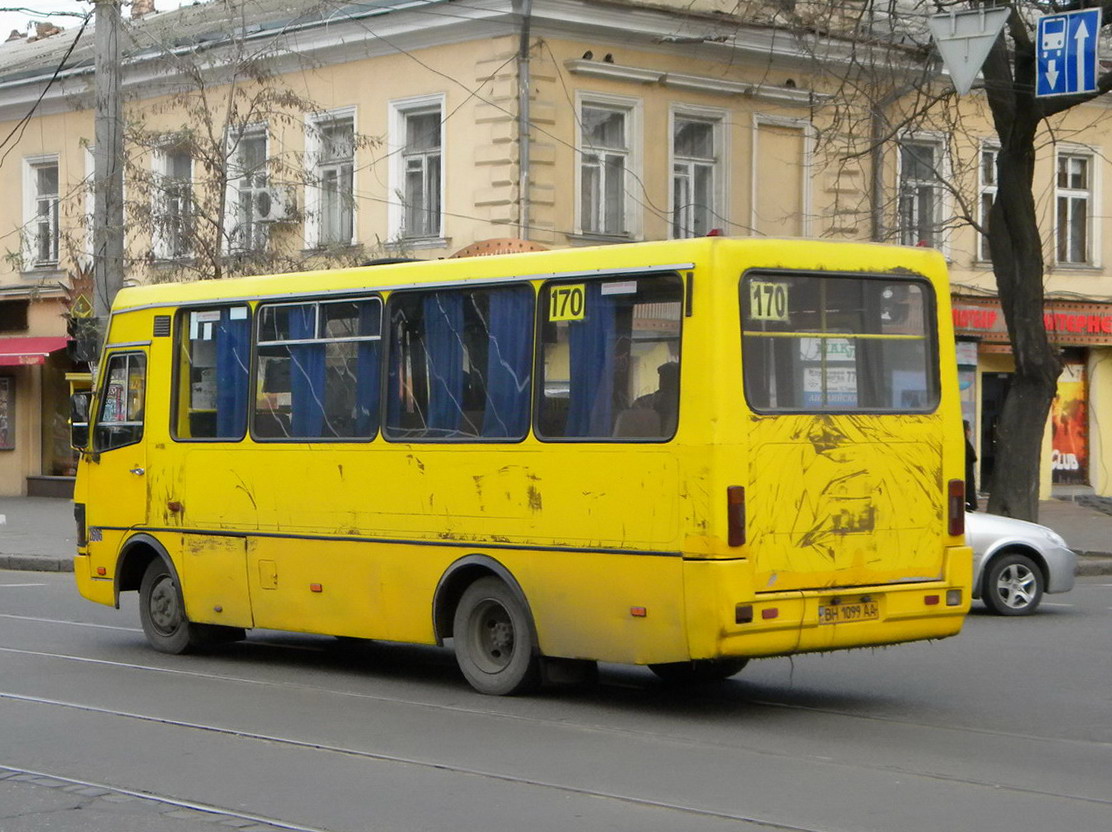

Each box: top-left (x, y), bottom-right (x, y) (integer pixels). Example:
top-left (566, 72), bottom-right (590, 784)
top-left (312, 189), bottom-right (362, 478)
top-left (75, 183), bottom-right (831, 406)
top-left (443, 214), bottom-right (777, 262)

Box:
top-left (749, 281), bottom-right (789, 323)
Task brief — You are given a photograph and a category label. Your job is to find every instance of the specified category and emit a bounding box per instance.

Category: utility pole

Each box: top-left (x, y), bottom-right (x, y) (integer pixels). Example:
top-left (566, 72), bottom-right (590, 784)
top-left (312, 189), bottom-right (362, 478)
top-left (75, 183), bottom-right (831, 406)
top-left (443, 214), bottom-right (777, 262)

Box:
top-left (92, 0), bottom-right (124, 345)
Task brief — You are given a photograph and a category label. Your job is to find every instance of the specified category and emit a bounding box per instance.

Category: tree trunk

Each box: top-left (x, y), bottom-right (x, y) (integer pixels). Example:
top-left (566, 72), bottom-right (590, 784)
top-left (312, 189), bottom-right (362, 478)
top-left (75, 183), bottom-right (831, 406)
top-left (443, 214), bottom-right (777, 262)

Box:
top-left (982, 85), bottom-right (1061, 521)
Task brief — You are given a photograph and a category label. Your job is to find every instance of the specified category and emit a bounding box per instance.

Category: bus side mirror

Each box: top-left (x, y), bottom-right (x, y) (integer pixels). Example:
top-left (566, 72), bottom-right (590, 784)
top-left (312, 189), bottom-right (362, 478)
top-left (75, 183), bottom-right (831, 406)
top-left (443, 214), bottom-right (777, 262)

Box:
top-left (70, 391), bottom-right (92, 450)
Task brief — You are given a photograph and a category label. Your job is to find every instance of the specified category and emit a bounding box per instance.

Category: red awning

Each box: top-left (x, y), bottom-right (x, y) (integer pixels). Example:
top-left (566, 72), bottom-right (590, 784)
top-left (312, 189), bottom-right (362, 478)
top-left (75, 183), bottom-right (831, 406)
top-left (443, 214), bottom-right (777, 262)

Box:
top-left (0, 336), bottom-right (70, 366)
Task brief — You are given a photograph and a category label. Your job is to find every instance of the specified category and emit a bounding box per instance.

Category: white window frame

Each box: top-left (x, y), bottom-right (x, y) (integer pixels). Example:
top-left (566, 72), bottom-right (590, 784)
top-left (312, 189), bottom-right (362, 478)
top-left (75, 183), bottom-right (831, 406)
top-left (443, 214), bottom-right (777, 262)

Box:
top-left (897, 132), bottom-right (950, 255)
top-left (1055, 144), bottom-right (1100, 268)
top-left (575, 92), bottom-right (643, 240)
top-left (750, 114), bottom-right (814, 238)
top-left (388, 94), bottom-right (445, 246)
top-left (305, 107), bottom-right (357, 249)
top-left (23, 154), bottom-right (60, 269)
top-left (669, 105), bottom-right (727, 239)
top-left (153, 143), bottom-right (194, 260)
top-left (977, 141), bottom-right (999, 263)
top-left (225, 124), bottom-right (269, 253)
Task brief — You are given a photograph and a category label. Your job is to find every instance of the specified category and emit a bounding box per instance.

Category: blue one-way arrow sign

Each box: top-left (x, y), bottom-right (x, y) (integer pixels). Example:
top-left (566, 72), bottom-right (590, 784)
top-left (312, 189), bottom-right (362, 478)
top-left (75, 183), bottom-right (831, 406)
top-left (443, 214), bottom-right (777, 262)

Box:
top-left (1037, 9), bottom-right (1101, 97)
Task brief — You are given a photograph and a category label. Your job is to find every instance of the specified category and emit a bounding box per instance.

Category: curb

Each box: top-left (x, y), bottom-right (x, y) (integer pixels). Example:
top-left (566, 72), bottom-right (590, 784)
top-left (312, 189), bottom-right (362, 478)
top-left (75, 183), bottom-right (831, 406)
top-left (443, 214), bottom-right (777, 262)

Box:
top-left (1075, 554), bottom-right (1112, 577)
top-left (0, 555), bottom-right (73, 573)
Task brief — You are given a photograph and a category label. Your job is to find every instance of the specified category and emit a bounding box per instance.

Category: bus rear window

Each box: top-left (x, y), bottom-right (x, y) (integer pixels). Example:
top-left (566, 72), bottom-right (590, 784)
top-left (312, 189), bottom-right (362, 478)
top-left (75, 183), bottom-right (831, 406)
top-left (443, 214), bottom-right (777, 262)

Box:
top-left (741, 273), bottom-right (938, 413)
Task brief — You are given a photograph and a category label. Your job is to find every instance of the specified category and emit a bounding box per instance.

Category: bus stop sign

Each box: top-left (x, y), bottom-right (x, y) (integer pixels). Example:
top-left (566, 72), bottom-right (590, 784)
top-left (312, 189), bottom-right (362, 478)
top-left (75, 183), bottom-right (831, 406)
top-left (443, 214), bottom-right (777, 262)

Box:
top-left (1036, 9), bottom-right (1101, 97)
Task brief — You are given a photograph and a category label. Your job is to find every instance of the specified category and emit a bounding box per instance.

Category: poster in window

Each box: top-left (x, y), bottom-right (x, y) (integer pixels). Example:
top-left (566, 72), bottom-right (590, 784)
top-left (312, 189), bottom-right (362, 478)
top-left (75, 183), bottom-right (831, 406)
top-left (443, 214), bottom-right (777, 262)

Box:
top-left (1051, 362), bottom-right (1087, 485)
top-left (0, 377), bottom-right (12, 450)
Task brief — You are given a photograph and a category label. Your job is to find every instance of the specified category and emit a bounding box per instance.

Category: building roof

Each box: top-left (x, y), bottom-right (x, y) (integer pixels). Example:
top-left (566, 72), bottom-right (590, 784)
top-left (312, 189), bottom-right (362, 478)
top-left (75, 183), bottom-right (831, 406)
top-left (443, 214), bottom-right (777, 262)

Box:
top-left (0, 0), bottom-right (447, 88)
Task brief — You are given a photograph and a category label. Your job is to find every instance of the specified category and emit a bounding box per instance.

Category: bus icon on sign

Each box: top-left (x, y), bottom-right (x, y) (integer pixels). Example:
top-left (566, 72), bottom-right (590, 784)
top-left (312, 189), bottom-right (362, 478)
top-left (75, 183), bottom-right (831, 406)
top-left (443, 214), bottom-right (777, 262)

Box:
top-left (1041, 16), bottom-right (1066, 54)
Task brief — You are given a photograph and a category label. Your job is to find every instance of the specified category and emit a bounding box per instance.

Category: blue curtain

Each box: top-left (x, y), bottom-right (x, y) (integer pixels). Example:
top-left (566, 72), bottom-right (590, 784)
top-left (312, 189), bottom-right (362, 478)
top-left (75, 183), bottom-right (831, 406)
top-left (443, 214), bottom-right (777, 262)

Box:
top-left (289, 305), bottom-right (326, 437)
top-left (353, 302), bottom-right (381, 436)
top-left (566, 284), bottom-right (616, 437)
top-left (424, 293), bottom-right (465, 436)
top-left (482, 287), bottom-right (533, 438)
top-left (215, 310), bottom-right (249, 437)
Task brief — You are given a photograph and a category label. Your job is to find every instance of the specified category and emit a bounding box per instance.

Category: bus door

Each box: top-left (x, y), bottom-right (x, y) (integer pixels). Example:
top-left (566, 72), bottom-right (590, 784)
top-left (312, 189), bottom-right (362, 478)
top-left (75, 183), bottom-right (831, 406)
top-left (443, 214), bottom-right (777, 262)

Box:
top-left (86, 350), bottom-right (149, 561)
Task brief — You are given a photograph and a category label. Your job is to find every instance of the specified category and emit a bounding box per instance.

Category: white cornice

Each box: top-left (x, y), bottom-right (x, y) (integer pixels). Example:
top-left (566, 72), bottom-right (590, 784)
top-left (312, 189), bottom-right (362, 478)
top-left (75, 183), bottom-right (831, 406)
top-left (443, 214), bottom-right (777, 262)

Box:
top-left (565, 59), bottom-right (822, 107)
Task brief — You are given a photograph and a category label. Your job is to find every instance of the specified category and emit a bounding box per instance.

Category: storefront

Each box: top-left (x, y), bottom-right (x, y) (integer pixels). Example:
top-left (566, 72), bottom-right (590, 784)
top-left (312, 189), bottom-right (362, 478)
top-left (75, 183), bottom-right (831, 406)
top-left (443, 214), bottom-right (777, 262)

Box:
top-left (952, 295), bottom-right (1112, 498)
top-left (0, 290), bottom-right (79, 497)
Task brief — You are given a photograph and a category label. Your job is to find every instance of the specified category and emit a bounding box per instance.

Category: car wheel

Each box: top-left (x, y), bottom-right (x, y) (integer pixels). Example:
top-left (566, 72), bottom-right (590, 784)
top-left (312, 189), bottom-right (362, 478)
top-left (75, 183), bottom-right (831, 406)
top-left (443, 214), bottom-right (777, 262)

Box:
top-left (453, 577), bottom-right (541, 695)
top-left (648, 658), bottom-right (749, 684)
top-left (982, 552), bottom-right (1044, 615)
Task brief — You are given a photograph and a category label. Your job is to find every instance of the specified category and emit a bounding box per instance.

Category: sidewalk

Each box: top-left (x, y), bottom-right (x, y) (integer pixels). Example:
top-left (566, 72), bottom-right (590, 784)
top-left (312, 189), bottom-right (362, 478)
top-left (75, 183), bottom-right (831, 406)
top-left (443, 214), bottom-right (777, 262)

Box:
top-left (2, 494), bottom-right (1111, 575)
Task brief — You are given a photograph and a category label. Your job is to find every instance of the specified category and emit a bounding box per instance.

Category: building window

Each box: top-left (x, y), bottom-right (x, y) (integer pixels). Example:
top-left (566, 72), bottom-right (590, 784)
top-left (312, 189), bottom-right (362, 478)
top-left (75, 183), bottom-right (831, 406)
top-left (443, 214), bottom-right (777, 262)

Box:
top-left (154, 147), bottom-right (193, 260)
top-left (580, 104), bottom-right (630, 236)
top-left (1057, 153), bottom-right (1092, 265)
top-left (402, 109), bottom-right (441, 238)
top-left (979, 145), bottom-right (998, 262)
top-left (308, 113), bottom-right (355, 247)
top-left (388, 98), bottom-right (443, 241)
top-left (672, 116), bottom-right (719, 238)
top-left (898, 140), bottom-right (942, 247)
top-left (228, 127), bottom-right (269, 252)
top-left (26, 159), bottom-right (60, 267)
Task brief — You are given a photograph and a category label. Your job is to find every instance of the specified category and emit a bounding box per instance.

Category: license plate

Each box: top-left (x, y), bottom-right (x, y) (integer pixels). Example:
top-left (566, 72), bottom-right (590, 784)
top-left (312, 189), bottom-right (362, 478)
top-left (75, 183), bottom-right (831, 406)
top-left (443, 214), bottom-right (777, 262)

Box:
top-left (818, 599), bottom-right (879, 624)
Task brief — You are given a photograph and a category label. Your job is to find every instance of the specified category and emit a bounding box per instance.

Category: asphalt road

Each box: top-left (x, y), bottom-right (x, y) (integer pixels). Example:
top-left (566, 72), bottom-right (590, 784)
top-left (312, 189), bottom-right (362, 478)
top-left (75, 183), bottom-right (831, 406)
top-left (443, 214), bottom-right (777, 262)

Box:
top-left (1, 571), bottom-right (1110, 832)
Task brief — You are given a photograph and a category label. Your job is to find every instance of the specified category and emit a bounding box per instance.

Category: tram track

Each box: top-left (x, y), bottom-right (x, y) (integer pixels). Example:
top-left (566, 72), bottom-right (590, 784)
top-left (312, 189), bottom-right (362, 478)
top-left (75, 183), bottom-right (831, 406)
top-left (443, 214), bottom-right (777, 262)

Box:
top-left (1, 639), bottom-right (1110, 818)
top-left (1, 616), bottom-right (1109, 754)
top-left (0, 764), bottom-right (332, 832)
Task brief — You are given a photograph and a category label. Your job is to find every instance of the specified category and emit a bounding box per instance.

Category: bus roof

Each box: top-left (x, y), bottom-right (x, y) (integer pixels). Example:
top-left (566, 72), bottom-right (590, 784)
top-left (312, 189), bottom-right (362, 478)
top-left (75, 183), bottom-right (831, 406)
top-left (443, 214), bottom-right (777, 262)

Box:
top-left (110, 237), bottom-right (948, 312)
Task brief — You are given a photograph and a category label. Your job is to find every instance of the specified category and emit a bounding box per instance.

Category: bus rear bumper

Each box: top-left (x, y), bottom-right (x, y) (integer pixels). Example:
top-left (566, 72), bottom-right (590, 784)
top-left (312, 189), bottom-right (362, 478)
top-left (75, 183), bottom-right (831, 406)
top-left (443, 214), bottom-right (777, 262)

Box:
top-left (687, 546), bottom-right (974, 660)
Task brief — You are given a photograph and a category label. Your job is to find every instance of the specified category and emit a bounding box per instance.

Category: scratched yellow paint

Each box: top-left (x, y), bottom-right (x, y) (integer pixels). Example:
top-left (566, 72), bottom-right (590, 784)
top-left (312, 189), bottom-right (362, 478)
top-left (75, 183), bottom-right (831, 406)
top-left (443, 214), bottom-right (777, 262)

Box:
top-left (74, 237), bottom-right (971, 669)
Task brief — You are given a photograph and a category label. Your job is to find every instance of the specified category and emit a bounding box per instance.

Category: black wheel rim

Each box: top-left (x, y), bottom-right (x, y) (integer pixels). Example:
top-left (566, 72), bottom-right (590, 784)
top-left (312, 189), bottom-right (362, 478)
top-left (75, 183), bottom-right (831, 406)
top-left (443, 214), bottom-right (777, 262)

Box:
top-left (148, 575), bottom-right (182, 635)
top-left (467, 599), bottom-right (515, 673)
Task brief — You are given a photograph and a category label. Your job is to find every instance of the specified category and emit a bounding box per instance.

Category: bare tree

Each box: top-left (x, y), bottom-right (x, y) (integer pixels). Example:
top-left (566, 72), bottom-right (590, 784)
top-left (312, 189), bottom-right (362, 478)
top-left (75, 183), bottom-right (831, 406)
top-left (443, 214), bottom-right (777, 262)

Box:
top-left (61, 1), bottom-right (383, 285)
top-left (720, 0), bottom-right (1110, 520)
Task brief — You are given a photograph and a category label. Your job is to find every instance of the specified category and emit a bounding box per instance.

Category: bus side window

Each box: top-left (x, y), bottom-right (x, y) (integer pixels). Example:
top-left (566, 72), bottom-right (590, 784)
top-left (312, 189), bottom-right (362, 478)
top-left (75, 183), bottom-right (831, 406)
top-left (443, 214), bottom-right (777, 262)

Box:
top-left (253, 297), bottom-right (381, 440)
top-left (174, 306), bottom-right (250, 440)
top-left (94, 352), bottom-right (146, 452)
top-left (537, 274), bottom-right (683, 441)
top-left (384, 285), bottom-right (534, 441)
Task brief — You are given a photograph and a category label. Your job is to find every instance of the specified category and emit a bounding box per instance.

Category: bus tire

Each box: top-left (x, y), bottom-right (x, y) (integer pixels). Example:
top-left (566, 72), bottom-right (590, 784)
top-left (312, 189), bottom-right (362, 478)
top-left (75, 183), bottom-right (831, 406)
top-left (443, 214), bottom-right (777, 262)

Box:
top-left (648, 658), bottom-right (749, 684)
top-left (452, 577), bottom-right (541, 695)
top-left (138, 559), bottom-right (203, 654)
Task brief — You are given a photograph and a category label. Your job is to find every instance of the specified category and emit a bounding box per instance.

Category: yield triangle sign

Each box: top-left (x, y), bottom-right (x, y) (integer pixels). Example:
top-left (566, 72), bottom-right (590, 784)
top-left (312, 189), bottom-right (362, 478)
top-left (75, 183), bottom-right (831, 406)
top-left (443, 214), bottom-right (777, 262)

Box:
top-left (929, 8), bottom-right (1010, 95)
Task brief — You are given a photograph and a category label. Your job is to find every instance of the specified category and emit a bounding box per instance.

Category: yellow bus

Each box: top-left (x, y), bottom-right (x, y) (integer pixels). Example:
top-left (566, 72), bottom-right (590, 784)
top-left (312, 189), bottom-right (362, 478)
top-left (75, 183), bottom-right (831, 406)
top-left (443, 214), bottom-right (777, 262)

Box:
top-left (72, 237), bottom-right (972, 694)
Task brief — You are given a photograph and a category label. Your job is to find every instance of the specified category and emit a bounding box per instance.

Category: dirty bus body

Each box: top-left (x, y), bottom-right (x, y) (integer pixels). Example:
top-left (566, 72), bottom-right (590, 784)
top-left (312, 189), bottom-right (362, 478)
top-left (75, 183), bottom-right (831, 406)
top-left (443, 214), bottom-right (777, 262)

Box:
top-left (72, 237), bottom-right (971, 695)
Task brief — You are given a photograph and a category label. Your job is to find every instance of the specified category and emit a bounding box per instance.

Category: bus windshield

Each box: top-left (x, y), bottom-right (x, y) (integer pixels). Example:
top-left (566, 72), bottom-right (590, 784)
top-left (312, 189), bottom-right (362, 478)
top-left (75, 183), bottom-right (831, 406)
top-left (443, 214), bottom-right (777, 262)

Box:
top-left (741, 272), bottom-right (938, 413)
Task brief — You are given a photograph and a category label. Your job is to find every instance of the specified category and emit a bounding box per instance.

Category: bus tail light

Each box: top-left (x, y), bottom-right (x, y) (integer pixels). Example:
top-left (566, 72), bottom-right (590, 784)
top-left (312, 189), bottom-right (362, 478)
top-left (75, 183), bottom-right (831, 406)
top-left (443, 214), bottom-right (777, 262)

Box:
top-left (947, 479), bottom-right (964, 535)
top-left (727, 486), bottom-right (745, 546)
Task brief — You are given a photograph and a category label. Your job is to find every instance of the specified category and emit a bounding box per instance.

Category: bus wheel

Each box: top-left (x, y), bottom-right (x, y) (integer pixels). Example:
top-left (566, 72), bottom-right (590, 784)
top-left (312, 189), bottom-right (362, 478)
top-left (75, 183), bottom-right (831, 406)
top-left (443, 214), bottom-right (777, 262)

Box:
top-left (139, 560), bottom-right (200, 654)
top-left (453, 577), bottom-right (541, 695)
top-left (648, 658), bottom-right (749, 684)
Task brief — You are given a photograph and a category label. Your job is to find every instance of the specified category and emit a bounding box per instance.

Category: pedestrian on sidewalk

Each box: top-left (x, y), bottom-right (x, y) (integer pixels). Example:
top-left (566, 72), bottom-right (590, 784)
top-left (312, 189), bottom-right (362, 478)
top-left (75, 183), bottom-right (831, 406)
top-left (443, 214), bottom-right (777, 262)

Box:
top-left (964, 419), bottom-right (978, 511)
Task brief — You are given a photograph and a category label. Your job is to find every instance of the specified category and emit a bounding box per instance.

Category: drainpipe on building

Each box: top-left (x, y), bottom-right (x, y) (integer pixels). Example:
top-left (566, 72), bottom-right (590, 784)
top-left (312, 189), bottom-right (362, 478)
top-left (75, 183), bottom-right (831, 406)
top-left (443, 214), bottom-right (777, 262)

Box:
top-left (515, 0), bottom-right (533, 239)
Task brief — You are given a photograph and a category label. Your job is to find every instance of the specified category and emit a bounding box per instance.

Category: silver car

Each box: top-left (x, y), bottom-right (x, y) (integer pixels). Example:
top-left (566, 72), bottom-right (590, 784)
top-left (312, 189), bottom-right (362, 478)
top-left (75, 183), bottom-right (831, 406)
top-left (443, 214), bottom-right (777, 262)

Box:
top-left (966, 511), bottom-right (1077, 615)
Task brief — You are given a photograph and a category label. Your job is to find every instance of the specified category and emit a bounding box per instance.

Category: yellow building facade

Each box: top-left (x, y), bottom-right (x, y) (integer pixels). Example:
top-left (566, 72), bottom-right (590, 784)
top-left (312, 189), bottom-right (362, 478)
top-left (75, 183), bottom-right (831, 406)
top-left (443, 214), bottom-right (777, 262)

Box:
top-left (0, 0), bottom-right (1108, 499)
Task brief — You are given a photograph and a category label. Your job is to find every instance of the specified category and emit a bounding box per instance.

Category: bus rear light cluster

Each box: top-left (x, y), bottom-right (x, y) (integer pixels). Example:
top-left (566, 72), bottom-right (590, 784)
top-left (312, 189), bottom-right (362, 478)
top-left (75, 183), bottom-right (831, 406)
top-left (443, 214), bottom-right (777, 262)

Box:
top-left (946, 589), bottom-right (963, 606)
top-left (735, 604), bottom-right (779, 623)
top-left (947, 479), bottom-right (965, 536)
